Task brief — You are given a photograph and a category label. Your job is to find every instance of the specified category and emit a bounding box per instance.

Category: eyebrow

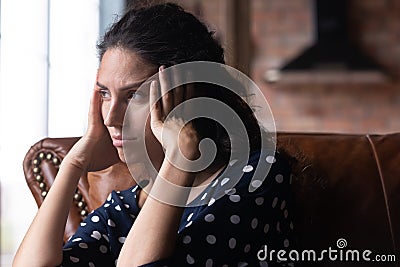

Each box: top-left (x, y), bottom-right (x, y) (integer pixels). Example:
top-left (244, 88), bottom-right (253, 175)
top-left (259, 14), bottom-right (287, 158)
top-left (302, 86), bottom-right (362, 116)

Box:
top-left (96, 79), bottom-right (151, 91)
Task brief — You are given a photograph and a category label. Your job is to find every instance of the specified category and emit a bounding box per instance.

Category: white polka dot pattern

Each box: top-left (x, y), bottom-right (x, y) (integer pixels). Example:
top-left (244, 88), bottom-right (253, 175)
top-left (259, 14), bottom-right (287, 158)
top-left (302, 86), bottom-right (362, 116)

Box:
top-left (206, 258), bottom-right (213, 267)
top-left (90, 231), bottom-right (101, 240)
top-left (229, 195), bottom-right (241, 203)
top-left (206, 235), bottom-right (217, 244)
top-left (266, 155), bottom-right (276, 163)
top-left (229, 159), bottom-right (238, 166)
top-left (272, 197), bottom-right (278, 208)
top-left (186, 254), bottom-right (195, 264)
top-left (208, 198), bottom-right (216, 206)
top-left (224, 188), bottom-right (236, 195)
top-left (264, 224), bottom-right (270, 234)
top-left (60, 151), bottom-right (294, 266)
top-left (221, 177), bottom-right (230, 186)
top-left (284, 239), bottom-right (290, 247)
top-left (99, 245), bottom-right (108, 253)
top-left (69, 256), bottom-right (79, 263)
top-left (275, 174), bottom-right (284, 183)
top-left (108, 219), bottom-right (115, 227)
top-left (229, 238), bottom-right (236, 249)
top-left (255, 197), bottom-right (264, 206)
top-left (251, 218), bottom-right (258, 229)
top-left (242, 165), bottom-right (254, 172)
top-left (230, 215), bottom-right (240, 224)
top-left (251, 180), bottom-right (263, 188)
top-left (204, 213), bottom-right (215, 222)
top-left (183, 235), bottom-right (191, 244)
top-left (78, 243), bottom-right (88, 249)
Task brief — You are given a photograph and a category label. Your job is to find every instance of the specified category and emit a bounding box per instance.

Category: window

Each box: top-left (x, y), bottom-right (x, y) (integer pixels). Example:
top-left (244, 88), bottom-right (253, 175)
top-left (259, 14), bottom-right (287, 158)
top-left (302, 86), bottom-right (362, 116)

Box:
top-left (0, 0), bottom-right (125, 264)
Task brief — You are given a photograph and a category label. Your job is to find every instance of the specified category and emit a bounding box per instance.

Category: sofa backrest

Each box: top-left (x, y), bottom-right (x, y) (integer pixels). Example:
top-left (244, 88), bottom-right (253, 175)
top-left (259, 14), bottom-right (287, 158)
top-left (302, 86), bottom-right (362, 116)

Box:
top-left (23, 132), bottom-right (400, 265)
top-left (277, 133), bottom-right (400, 265)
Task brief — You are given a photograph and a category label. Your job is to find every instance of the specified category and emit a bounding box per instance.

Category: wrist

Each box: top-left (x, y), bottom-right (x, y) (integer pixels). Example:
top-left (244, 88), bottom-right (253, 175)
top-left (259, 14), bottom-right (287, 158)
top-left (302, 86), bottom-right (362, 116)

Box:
top-left (62, 136), bottom-right (97, 172)
top-left (148, 160), bottom-right (196, 206)
top-left (60, 156), bottom-right (88, 174)
top-left (158, 158), bottom-right (196, 187)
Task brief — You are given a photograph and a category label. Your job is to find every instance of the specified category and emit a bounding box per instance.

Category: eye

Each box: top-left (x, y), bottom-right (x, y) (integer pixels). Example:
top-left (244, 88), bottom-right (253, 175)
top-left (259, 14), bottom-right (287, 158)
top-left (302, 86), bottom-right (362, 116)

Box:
top-left (127, 90), bottom-right (144, 100)
top-left (99, 89), bottom-right (110, 99)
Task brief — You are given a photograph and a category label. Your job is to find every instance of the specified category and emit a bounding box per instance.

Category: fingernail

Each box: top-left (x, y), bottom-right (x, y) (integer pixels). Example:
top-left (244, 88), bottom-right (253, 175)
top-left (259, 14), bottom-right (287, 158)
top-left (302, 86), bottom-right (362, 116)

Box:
top-left (159, 65), bottom-right (164, 72)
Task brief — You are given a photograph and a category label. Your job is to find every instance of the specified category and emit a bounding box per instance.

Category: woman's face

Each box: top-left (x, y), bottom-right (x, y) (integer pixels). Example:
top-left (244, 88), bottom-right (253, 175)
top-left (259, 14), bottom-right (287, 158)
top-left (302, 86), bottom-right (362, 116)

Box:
top-left (96, 48), bottom-right (163, 167)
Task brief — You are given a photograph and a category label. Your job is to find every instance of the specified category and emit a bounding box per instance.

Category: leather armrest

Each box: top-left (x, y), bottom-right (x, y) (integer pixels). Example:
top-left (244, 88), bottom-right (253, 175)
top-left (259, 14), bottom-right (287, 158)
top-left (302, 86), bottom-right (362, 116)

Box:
top-left (23, 137), bottom-right (136, 242)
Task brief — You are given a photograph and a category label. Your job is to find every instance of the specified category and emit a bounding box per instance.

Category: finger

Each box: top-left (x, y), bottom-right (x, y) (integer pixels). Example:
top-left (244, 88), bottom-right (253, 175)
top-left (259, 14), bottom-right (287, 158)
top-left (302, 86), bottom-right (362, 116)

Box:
top-left (172, 68), bottom-right (184, 112)
top-left (185, 71), bottom-right (195, 100)
top-left (88, 88), bottom-right (103, 127)
top-left (183, 72), bottom-right (195, 118)
top-left (159, 66), bottom-right (173, 117)
top-left (149, 80), bottom-right (163, 130)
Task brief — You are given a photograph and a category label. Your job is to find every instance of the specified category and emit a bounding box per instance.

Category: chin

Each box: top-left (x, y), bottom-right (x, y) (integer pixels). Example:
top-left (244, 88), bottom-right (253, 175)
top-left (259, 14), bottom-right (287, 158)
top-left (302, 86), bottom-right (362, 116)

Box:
top-left (117, 148), bottom-right (126, 163)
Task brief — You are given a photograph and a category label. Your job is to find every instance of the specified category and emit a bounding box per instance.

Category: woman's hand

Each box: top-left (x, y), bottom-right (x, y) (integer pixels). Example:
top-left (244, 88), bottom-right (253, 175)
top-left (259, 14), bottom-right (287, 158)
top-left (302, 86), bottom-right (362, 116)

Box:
top-left (63, 87), bottom-right (120, 172)
top-left (149, 66), bottom-right (200, 166)
top-left (118, 67), bottom-right (201, 266)
top-left (13, 86), bottom-right (120, 267)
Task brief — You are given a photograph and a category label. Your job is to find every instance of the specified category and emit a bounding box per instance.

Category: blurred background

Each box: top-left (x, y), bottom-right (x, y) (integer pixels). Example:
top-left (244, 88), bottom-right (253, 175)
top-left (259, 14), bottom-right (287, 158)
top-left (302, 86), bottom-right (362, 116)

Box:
top-left (1, 0), bottom-right (399, 266)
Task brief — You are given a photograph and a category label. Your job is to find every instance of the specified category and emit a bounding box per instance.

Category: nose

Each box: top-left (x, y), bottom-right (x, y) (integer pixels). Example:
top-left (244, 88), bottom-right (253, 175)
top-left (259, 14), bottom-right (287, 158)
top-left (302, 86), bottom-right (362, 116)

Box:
top-left (103, 100), bottom-right (126, 128)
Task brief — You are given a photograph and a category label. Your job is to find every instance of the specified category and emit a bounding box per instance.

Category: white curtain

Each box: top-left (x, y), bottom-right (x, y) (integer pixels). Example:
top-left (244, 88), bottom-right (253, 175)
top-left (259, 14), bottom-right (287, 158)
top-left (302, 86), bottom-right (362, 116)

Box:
top-left (0, 1), bottom-right (100, 265)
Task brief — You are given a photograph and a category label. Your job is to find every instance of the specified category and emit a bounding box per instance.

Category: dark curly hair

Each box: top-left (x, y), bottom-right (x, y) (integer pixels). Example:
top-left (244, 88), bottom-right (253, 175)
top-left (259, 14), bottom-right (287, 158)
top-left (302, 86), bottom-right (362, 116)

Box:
top-left (97, 3), bottom-right (263, 167)
top-left (98, 3), bottom-right (224, 65)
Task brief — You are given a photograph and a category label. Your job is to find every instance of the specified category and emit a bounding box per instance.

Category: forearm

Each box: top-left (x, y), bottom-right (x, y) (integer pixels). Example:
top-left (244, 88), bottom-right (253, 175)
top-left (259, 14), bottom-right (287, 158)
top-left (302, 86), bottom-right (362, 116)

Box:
top-left (13, 159), bottom-right (83, 267)
top-left (117, 159), bottom-right (195, 267)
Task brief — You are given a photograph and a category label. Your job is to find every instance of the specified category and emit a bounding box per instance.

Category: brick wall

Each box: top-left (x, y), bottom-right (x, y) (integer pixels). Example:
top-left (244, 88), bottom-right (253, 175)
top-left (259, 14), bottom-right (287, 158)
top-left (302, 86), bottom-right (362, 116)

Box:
top-left (175, 0), bottom-right (400, 134)
top-left (251, 0), bottom-right (400, 134)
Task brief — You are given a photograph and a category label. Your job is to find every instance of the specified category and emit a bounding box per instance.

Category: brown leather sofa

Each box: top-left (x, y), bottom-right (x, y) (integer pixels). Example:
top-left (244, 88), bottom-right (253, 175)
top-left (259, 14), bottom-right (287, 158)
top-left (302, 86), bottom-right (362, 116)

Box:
top-left (23, 133), bottom-right (400, 266)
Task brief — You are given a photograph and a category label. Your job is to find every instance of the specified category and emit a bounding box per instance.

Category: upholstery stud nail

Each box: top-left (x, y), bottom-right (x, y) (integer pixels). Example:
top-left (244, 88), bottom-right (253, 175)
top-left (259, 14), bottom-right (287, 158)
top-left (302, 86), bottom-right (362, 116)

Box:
top-left (46, 153), bottom-right (53, 160)
top-left (52, 157), bottom-right (59, 165)
top-left (39, 152), bottom-right (45, 159)
top-left (35, 175), bottom-right (43, 182)
top-left (77, 201), bottom-right (86, 209)
top-left (41, 191), bottom-right (47, 197)
top-left (80, 210), bottom-right (88, 217)
top-left (74, 193), bottom-right (82, 201)
top-left (39, 182), bottom-right (46, 190)
top-left (33, 167), bottom-right (40, 174)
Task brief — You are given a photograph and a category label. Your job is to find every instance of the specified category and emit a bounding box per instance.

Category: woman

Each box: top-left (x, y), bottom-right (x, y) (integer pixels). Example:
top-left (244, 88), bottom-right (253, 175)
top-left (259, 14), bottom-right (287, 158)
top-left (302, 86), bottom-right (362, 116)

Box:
top-left (14, 3), bottom-right (294, 267)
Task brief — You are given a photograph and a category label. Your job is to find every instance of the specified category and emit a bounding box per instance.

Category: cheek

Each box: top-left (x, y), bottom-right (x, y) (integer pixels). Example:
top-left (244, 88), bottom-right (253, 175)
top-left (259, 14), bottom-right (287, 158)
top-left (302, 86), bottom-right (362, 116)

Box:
top-left (101, 101), bottom-right (110, 121)
top-left (144, 115), bottom-right (152, 134)
top-left (144, 116), bottom-right (158, 142)
top-left (123, 106), bottom-right (150, 137)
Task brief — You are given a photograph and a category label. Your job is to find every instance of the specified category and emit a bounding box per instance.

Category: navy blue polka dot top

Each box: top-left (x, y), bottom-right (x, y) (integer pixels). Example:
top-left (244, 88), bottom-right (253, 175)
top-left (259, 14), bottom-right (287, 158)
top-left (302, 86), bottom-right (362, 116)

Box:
top-left (61, 150), bottom-right (295, 266)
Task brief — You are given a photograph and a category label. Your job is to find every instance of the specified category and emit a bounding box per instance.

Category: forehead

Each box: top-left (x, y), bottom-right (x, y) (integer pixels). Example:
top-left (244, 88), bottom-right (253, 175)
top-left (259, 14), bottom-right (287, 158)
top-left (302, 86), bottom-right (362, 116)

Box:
top-left (98, 48), bottom-right (157, 84)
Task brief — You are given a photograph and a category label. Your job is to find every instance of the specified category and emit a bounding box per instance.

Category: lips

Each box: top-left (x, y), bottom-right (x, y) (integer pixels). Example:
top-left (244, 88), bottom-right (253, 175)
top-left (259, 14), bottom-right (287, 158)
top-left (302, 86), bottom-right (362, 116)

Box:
top-left (111, 134), bottom-right (137, 147)
top-left (112, 139), bottom-right (123, 147)
top-left (111, 134), bottom-right (122, 147)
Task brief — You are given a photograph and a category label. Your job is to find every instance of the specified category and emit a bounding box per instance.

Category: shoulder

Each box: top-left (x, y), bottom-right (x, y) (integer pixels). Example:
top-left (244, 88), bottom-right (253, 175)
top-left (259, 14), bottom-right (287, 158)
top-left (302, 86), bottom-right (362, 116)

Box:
top-left (103, 184), bottom-right (141, 217)
top-left (226, 149), bottom-right (292, 195)
top-left (186, 149), bottom-right (291, 209)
